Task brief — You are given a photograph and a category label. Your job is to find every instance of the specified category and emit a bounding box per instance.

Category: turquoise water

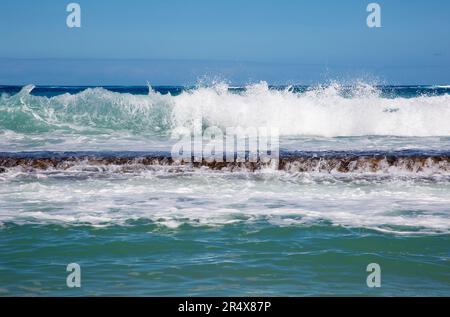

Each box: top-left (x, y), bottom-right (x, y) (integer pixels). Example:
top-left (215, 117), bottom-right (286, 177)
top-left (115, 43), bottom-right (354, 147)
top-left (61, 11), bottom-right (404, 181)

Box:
top-left (1, 222), bottom-right (449, 296)
top-left (1, 84), bottom-right (450, 296)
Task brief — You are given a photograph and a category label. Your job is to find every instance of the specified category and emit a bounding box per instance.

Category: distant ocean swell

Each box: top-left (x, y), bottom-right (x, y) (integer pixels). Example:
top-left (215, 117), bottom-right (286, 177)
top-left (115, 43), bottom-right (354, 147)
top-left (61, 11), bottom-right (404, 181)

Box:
top-left (1, 82), bottom-right (450, 137)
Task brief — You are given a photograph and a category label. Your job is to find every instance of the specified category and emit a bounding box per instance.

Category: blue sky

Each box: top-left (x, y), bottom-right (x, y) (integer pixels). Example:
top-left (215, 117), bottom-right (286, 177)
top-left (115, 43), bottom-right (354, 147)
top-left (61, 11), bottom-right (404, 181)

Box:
top-left (0, 0), bottom-right (449, 85)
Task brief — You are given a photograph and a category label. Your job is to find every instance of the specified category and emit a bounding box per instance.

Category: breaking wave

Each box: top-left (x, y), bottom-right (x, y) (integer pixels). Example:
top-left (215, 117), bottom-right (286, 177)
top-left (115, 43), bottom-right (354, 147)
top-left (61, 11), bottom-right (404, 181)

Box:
top-left (1, 82), bottom-right (450, 137)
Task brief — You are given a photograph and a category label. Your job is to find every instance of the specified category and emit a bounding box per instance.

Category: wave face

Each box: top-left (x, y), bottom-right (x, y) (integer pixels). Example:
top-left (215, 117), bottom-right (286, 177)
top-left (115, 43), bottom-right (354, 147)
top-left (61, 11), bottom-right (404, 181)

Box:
top-left (0, 85), bottom-right (173, 134)
top-left (1, 83), bottom-right (450, 138)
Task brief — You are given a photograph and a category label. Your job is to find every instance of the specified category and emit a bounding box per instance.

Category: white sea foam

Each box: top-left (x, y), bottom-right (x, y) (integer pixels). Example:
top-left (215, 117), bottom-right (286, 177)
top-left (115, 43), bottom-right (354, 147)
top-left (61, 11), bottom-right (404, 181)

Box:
top-left (172, 82), bottom-right (450, 137)
top-left (0, 167), bottom-right (449, 234)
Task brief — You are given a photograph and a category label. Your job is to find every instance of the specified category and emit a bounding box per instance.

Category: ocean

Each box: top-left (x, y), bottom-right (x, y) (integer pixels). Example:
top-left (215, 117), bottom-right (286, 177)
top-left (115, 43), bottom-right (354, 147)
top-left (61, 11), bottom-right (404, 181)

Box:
top-left (0, 83), bottom-right (449, 296)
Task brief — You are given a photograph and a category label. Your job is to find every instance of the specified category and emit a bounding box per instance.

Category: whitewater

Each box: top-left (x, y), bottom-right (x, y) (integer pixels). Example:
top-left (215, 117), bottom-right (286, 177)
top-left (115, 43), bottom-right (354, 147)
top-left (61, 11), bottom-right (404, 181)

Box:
top-left (0, 82), bottom-right (449, 234)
